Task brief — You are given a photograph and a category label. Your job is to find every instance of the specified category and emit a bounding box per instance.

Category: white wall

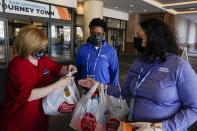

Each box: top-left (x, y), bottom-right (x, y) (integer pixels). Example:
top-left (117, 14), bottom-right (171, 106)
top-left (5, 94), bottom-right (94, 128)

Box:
top-left (188, 22), bottom-right (197, 45)
top-left (175, 15), bottom-right (188, 44)
top-left (175, 15), bottom-right (197, 51)
top-left (103, 8), bottom-right (129, 21)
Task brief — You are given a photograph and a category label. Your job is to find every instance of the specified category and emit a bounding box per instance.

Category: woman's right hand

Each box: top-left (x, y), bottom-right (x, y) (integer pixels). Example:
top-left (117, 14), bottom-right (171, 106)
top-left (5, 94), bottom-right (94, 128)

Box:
top-left (58, 76), bottom-right (73, 87)
top-left (78, 78), bottom-right (97, 88)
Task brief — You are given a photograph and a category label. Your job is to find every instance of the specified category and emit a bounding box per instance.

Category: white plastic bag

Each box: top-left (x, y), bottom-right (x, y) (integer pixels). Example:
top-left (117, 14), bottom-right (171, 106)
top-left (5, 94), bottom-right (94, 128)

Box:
top-left (69, 83), bottom-right (107, 131)
top-left (42, 78), bottom-right (80, 115)
top-left (105, 84), bottom-right (129, 131)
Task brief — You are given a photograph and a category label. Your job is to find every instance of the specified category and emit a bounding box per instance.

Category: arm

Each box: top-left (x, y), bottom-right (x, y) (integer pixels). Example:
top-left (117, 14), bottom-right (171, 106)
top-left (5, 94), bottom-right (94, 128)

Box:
top-left (163, 61), bottom-right (197, 131)
top-left (109, 49), bottom-right (119, 86)
top-left (75, 46), bottom-right (83, 81)
top-left (28, 77), bottom-right (72, 101)
top-left (107, 59), bottom-right (139, 98)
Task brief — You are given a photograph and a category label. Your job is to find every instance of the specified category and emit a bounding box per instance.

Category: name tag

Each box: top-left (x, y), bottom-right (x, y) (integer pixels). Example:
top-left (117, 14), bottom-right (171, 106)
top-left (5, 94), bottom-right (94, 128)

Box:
top-left (159, 67), bottom-right (169, 72)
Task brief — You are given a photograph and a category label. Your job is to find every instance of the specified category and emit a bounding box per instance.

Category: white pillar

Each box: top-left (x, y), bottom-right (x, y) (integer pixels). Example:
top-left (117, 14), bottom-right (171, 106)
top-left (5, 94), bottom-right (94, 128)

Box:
top-left (83, 0), bottom-right (103, 42)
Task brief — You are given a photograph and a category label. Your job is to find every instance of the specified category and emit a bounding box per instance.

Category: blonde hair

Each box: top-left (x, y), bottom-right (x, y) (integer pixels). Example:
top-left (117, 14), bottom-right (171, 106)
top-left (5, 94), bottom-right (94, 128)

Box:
top-left (14, 25), bottom-right (48, 58)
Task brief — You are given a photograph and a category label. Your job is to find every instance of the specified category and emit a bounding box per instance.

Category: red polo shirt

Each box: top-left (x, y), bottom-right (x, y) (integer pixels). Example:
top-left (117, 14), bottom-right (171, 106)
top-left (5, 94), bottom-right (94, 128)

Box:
top-left (0, 56), bottom-right (62, 131)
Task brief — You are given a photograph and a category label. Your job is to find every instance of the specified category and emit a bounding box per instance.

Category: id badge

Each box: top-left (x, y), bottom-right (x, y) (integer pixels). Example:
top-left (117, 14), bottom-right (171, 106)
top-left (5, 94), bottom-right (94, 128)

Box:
top-left (87, 75), bottom-right (95, 79)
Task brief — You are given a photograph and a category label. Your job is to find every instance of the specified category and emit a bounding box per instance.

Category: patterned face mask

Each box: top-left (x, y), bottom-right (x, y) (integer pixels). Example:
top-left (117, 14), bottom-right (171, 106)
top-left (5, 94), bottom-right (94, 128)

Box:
top-left (32, 49), bottom-right (47, 59)
top-left (89, 34), bottom-right (105, 45)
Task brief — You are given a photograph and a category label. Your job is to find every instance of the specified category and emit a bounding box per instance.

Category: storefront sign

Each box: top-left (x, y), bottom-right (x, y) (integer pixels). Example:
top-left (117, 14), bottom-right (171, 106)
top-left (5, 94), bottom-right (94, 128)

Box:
top-left (3, 0), bottom-right (52, 18)
top-left (0, 0), bottom-right (72, 20)
top-left (0, 0), bottom-right (2, 12)
top-left (35, 0), bottom-right (77, 8)
top-left (51, 5), bottom-right (71, 20)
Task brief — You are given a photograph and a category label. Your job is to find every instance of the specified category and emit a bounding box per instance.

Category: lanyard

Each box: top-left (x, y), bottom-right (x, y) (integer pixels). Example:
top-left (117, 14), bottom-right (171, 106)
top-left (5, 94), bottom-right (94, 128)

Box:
top-left (134, 62), bottom-right (159, 96)
top-left (129, 62), bottom-right (159, 121)
top-left (86, 45), bottom-right (103, 75)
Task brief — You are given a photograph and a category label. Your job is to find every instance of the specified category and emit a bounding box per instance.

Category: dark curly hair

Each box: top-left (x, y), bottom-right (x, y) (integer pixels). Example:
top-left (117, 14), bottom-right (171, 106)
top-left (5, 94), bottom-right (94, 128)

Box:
top-left (139, 18), bottom-right (179, 63)
top-left (89, 18), bottom-right (107, 32)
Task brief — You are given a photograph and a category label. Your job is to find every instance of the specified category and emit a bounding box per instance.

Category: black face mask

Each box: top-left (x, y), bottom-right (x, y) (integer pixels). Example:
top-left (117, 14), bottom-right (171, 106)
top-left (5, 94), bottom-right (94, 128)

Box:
top-left (134, 37), bottom-right (147, 53)
top-left (89, 34), bottom-right (104, 46)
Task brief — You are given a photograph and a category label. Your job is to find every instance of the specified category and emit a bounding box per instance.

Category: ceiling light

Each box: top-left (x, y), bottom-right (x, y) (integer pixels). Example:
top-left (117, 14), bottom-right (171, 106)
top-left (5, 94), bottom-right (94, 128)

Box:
top-left (130, 4), bottom-right (134, 7)
top-left (144, 9), bottom-right (147, 12)
top-left (114, 6), bottom-right (118, 9)
top-left (129, 10), bottom-right (132, 13)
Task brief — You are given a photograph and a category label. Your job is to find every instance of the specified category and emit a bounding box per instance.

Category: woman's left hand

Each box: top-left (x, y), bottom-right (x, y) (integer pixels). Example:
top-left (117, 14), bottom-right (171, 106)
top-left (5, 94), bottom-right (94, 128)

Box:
top-left (78, 78), bottom-right (97, 89)
top-left (67, 64), bottom-right (77, 73)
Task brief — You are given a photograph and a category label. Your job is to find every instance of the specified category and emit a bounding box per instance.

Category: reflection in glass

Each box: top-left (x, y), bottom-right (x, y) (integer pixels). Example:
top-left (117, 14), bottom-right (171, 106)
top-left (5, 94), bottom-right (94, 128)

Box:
top-left (75, 27), bottom-right (83, 54)
top-left (107, 18), bottom-right (120, 28)
top-left (51, 25), bottom-right (71, 62)
top-left (0, 21), bottom-right (6, 65)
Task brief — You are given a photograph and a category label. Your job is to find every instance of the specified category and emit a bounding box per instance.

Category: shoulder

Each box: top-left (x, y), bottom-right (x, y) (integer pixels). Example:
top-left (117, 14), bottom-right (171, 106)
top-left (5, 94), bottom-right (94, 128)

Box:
top-left (9, 56), bottom-right (28, 69)
top-left (103, 42), bottom-right (116, 53)
top-left (78, 43), bottom-right (91, 53)
top-left (80, 43), bottom-right (91, 49)
top-left (8, 56), bottom-right (30, 75)
top-left (40, 56), bottom-right (52, 62)
top-left (161, 53), bottom-right (192, 73)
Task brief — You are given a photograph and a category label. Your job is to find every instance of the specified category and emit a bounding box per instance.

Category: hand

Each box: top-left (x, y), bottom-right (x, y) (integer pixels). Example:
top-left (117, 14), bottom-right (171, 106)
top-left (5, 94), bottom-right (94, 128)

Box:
top-left (58, 76), bottom-right (73, 87)
top-left (67, 64), bottom-right (77, 73)
top-left (131, 122), bottom-right (152, 131)
top-left (131, 122), bottom-right (162, 131)
top-left (78, 78), bottom-right (97, 88)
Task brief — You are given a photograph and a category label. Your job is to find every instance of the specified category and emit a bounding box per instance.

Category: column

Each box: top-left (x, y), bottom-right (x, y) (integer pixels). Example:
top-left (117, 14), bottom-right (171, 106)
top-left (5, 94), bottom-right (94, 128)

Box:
top-left (83, 0), bottom-right (103, 42)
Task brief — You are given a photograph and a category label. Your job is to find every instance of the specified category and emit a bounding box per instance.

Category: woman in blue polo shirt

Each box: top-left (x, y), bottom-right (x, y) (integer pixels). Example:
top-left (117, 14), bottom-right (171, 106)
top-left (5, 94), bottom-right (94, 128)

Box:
top-left (76, 18), bottom-right (119, 87)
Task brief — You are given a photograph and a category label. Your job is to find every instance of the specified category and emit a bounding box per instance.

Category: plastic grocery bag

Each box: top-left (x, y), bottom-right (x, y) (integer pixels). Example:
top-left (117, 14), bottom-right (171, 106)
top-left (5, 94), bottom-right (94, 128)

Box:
top-left (69, 83), bottom-right (107, 131)
top-left (42, 78), bottom-right (80, 115)
top-left (105, 84), bottom-right (129, 131)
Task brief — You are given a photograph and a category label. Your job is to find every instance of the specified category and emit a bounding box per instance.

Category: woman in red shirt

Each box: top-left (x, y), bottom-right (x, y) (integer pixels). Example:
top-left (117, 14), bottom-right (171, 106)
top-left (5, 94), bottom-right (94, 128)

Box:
top-left (0, 25), bottom-right (77, 131)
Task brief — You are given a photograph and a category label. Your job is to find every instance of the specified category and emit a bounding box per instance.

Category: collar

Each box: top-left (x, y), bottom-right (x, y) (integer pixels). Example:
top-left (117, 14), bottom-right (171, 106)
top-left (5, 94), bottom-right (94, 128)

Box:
top-left (90, 41), bottom-right (107, 49)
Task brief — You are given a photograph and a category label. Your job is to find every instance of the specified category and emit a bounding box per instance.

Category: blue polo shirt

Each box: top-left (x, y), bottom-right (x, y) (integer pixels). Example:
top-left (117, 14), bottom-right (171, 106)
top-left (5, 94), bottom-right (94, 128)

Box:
top-left (107, 53), bottom-right (197, 131)
top-left (76, 42), bottom-right (119, 86)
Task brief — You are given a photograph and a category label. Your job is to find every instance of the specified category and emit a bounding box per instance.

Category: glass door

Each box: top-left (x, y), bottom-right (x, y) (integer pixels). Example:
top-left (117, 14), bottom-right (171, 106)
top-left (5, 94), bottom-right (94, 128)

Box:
top-left (50, 23), bottom-right (71, 62)
top-left (0, 18), bottom-right (8, 68)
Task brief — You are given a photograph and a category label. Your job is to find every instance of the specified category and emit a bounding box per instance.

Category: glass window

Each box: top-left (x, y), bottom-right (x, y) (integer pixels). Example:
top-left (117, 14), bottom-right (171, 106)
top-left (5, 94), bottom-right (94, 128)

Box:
top-left (107, 18), bottom-right (120, 28)
top-left (121, 21), bottom-right (126, 29)
top-left (51, 25), bottom-right (71, 62)
top-left (75, 27), bottom-right (83, 54)
top-left (0, 21), bottom-right (6, 65)
top-left (76, 15), bottom-right (83, 26)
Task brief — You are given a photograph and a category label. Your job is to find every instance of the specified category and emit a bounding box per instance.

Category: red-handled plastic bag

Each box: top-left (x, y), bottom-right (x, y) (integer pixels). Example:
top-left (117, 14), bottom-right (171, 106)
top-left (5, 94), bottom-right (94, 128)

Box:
top-left (69, 83), bottom-right (107, 131)
top-left (105, 84), bottom-right (129, 131)
top-left (42, 78), bottom-right (80, 115)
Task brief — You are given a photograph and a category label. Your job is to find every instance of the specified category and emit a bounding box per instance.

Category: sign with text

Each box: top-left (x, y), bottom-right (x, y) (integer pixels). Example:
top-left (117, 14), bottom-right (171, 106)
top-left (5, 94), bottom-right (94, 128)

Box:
top-left (3, 0), bottom-right (51, 18)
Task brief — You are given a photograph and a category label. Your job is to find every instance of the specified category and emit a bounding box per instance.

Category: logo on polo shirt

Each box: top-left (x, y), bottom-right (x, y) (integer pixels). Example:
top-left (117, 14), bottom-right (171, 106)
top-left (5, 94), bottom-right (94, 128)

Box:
top-left (159, 67), bottom-right (169, 72)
